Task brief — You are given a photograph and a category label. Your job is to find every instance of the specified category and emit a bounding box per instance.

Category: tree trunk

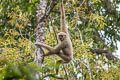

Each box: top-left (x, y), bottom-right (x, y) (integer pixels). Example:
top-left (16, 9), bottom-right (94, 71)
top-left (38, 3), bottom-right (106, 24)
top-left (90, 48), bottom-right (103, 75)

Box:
top-left (34, 0), bottom-right (58, 63)
top-left (34, 0), bottom-right (47, 63)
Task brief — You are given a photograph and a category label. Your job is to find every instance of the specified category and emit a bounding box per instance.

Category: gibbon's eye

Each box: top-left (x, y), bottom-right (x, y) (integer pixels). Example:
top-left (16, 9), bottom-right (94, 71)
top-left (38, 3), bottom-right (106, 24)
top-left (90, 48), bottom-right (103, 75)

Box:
top-left (59, 35), bottom-right (63, 37)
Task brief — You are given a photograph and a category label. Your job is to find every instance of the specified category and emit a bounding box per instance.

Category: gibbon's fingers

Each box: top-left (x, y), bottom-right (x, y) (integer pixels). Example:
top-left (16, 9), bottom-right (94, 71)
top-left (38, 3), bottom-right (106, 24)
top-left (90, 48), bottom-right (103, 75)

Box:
top-left (34, 42), bottom-right (43, 46)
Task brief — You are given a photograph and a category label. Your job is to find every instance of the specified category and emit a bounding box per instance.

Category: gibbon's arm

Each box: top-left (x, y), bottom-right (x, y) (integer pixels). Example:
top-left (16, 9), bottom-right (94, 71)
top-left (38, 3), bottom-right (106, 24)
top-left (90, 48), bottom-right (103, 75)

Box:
top-left (60, 0), bottom-right (68, 34)
top-left (35, 42), bottom-right (54, 52)
top-left (35, 42), bottom-right (66, 53)
top-left (54, 41), bottom-right (66, 52)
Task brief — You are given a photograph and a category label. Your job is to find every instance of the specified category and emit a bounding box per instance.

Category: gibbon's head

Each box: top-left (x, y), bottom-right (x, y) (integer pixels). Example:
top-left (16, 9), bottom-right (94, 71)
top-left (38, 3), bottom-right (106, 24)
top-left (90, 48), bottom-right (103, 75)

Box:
top-left (57, 32), bottom-right (67, 41)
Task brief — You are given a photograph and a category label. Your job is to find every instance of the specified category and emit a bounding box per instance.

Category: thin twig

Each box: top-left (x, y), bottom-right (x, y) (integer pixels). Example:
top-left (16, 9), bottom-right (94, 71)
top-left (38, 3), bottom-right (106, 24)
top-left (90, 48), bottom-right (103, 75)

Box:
top-left (78, 29), bottom-right (92, 80)
top-left (80, 0), bottom-right (86, 8)
top-left (63, 65), bottom-right (69, 80)
top-left (43, 74), bottom-right (64, 79)
top-left (75, 21), bottom-right (92, 80)
top-left (49, 16), bottom-right (58, 43)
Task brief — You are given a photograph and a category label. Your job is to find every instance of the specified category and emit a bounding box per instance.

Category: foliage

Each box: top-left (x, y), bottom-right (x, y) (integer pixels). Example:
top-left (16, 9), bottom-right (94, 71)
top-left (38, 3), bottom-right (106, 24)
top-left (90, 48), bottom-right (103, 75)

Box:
top-left (0, 0), bottom-right (120, 80)
top-left (0, 63), bottom-right (39, 80)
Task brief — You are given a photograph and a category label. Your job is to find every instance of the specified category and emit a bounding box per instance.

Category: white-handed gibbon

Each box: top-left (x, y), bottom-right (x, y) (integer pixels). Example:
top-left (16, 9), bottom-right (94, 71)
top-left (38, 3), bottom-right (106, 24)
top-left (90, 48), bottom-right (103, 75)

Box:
top-left (35, 0), bottom-right (73, 63)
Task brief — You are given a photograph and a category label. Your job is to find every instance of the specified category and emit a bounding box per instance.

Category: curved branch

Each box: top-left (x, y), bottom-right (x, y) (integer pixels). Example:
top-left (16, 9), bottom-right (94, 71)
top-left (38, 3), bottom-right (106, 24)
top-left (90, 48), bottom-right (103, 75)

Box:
top-left (90, 48), bottom-right (119, 60)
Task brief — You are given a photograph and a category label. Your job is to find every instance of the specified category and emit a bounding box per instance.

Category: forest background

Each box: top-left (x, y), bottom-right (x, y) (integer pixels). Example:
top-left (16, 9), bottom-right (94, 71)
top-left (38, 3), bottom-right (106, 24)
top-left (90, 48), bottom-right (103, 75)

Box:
top-left (0, 0), bottom-right (120, 80)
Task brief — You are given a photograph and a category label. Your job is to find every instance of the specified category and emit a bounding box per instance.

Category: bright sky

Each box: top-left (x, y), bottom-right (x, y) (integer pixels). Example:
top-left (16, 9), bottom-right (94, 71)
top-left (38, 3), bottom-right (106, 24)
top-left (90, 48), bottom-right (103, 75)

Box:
top-left (115, 42), bottom-right (120, 58)
top-left (115, 4), bottom-right (120, 58)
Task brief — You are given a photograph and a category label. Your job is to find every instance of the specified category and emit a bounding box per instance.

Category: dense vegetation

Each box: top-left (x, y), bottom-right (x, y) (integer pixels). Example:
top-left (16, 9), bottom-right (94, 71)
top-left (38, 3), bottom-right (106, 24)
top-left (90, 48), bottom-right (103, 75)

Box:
top-left (0, 0), bottom-right (120, 79)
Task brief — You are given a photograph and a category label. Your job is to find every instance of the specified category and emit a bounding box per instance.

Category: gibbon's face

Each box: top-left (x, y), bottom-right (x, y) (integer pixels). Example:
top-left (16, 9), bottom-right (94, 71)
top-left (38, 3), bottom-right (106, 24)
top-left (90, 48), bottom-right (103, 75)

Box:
top-left (58, 35), bottom-right (65, 41)
top-left (57, 32), bottom-right (67, 41)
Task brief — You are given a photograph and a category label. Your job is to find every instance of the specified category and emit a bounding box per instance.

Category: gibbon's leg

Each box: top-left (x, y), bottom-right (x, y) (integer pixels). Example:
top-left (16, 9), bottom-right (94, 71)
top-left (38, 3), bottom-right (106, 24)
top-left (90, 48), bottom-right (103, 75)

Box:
top-left (56, 51), bottom-right (71, 63)
top-left (35, 42), bottom-right (70, 63)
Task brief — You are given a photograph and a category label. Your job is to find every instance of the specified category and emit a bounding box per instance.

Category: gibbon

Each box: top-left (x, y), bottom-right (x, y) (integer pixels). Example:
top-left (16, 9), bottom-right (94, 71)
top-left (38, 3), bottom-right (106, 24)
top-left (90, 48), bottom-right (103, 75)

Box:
top-left (35, 0), bottom-right (73, 63)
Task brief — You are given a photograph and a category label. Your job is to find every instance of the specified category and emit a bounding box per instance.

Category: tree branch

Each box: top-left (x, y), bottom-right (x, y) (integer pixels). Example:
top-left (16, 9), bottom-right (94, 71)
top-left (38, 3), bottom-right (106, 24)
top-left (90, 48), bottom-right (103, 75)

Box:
top-left (90, 48), bottom-right (119, 60)
top-left (38, 0), bottom-right (58, 23)
top-left (63, 65), bottom-right (69, 80)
